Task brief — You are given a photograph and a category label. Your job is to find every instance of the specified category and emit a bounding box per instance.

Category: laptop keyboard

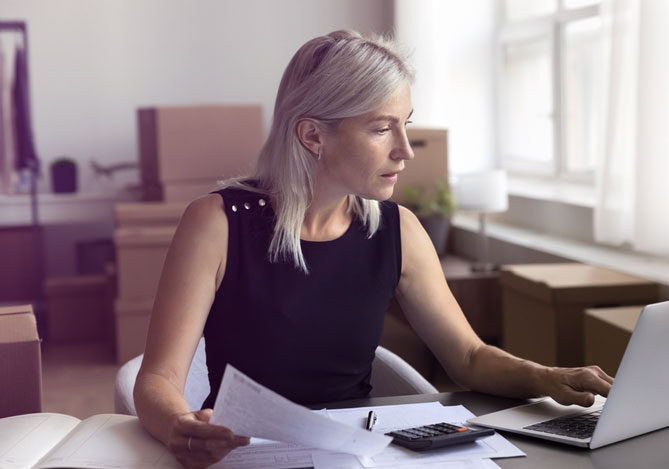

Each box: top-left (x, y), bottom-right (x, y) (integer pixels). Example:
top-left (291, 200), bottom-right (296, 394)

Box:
top-left (523, 410), bottom-right (601, 440)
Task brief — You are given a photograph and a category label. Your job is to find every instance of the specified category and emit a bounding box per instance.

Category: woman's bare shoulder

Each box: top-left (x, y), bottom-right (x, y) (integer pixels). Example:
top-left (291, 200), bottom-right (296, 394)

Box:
top-left (397, 204), bottom-right (423, 237)
top-left (178, 193), bottom-right (228, 238)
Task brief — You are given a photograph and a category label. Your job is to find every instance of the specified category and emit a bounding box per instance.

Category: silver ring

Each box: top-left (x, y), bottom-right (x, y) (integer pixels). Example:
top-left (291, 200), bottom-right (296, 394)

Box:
top-left (187, 436), bottom-right (192, 452)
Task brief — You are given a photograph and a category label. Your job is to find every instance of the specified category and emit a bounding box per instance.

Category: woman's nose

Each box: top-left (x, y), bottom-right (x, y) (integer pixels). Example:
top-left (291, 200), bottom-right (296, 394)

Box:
top-left (392, 130), bottom-right (415, 161)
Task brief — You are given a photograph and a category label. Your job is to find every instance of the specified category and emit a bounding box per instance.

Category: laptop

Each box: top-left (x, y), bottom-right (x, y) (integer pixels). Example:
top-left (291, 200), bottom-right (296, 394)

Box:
top-left (468, 301), bottom-right (669, 449)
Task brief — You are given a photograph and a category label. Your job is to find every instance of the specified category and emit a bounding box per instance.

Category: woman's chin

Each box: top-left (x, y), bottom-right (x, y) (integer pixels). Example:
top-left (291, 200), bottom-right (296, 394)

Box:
top-left (358, 187), bottom-right (395, 202)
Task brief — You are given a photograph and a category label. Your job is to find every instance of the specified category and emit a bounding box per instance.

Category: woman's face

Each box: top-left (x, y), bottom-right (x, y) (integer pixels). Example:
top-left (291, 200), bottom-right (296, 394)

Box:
top-left (320, 83), bottom-right (414, 201)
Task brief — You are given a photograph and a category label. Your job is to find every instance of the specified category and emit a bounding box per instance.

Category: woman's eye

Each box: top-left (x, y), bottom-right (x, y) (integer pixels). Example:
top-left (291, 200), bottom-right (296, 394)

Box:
top-left (376, 128), bottom-right (391, 135)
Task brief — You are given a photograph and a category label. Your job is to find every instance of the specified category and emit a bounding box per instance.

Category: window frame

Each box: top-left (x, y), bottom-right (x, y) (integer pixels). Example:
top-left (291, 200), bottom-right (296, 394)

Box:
top-left (497, 0), bottom-right (600, 184)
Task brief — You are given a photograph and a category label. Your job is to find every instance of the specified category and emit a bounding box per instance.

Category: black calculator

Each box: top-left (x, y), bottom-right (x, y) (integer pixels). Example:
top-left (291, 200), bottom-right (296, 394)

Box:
top-left (385, 422), bottom-right (495, 451)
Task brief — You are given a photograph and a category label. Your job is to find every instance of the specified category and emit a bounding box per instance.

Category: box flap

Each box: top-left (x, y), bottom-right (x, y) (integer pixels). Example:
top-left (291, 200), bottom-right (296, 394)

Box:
top-left (503, 263), bottom-right (653, 288)
top-left (501, 263), bottom-right (657, 303)
top-left (585, 306), bottom-right (643, 332)
top-left (114, 202), bottom-right (187, 227)
top-left (43, 275), bottom-right (108, 295)
top-left (0, 305), bottom-right (39, 343)
top-left (114, 226), bottom-right (177, 246)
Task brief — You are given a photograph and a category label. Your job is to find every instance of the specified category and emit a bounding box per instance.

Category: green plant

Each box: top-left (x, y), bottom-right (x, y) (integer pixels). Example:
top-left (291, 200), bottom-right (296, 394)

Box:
top-left (402, 183), bottom-right (455, 218)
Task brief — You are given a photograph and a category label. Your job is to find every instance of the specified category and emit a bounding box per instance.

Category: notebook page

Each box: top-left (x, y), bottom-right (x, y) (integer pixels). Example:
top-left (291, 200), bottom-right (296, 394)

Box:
top-left (35, 414), bottom-right (181, 469)
top-left (0, 413), bottom-right (80, 469)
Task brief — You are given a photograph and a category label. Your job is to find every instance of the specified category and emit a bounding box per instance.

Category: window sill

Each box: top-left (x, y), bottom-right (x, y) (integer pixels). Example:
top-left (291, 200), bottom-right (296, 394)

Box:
top-left (452, 214), bottom-right (669, 286)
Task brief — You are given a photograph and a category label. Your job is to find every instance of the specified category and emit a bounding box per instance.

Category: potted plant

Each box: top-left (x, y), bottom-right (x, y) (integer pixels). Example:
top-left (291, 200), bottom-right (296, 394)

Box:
top-left (402, 182), bottom-right (455, 256)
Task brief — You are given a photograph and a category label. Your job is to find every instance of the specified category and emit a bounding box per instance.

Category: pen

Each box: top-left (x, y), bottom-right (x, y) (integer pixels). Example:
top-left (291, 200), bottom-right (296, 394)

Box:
top-left (365, 410), bottom-right (377, 431)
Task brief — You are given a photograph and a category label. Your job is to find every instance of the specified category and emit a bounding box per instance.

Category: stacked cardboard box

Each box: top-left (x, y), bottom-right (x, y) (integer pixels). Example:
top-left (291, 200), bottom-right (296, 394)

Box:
top-left (113, 202), bottom-right (186, 363)
top-left (391, 128), bottom-right (449, 201)
top-left (501, 263), bottom-right (658, 367)
top-left (0, 304), bottom-right (41, 417)
top-left (44, 275), bottom-right (110, 342)
top-left (137, 105), bottom-right (263, 202)
top-left (584, 305), bottom-right (644, 377)
top-left (116, 103), bottom-right (262, 360)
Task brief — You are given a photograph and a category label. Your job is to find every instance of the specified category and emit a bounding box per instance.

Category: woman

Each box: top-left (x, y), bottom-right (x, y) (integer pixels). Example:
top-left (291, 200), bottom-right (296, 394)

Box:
top-left (134, 30), bottom-right (613, 468)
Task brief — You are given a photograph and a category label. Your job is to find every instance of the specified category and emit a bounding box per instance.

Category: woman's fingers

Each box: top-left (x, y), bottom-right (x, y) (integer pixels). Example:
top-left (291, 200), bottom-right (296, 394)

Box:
top-left (554, 389), bottom-right (596, 407)
top-left (174, 413), bottom-right (244, 441)
top-left (548, 365), bottom-right (614, 406)
top-left (594, 366), bottom-right (615, 386)
top-left (569, 366), bottom-right (613, 397)
top-left (167, 410), bottom-right (251, 468)
top-left (192, 408), bottom-right (213, 422)
top-left (185, 435), bottom-right (250, 453)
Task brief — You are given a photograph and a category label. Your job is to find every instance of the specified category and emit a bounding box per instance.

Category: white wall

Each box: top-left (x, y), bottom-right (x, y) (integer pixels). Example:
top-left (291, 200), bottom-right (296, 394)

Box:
top-left (395, 0), bottom-right (497, 176)
top-left (1, 0), bottom-right (394, 194)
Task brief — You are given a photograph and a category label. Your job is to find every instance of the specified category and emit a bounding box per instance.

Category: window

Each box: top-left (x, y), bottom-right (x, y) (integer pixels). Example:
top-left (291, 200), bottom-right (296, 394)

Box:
top-left (498, 0), bottom-right (601, 181)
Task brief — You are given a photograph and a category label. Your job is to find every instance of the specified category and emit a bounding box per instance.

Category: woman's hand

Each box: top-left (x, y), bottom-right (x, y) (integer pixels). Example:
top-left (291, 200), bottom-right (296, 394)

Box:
top-left (541, 365), bottom-right (614, 407)
top-left (166, 408), bottom-right (250, 469)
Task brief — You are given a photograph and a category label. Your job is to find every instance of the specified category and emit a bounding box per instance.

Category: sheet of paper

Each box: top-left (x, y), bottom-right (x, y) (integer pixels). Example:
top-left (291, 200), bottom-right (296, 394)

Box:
top-left (0, 413), bottom-right (80, 469)
top-left (210, 364), bottom-right (391, 457)
top-left (213, 438), bottom-right (314, 469)
top-left (324, 402), bottom-right (524, 467)
top-left (311, 451), bottom-right (503, 469)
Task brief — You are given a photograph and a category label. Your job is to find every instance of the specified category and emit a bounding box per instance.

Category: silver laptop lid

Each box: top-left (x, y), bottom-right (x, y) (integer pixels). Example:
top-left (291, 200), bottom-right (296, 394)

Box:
top-left (590, 301), bottom-right (669, 449)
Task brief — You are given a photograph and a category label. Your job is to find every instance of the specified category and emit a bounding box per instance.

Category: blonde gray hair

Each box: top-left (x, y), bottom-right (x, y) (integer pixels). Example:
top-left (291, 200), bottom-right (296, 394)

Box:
top-left (221, 30), bottom-right (414, 273)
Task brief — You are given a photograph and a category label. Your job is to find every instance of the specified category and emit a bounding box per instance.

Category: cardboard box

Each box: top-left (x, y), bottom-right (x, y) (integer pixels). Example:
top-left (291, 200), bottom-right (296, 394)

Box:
top-left (501, 263), bottom-right (658, 367)
top-left (143, 179), bottom-right (222, 203)
top-left (114, 226), bottom-right (176, 301)
top-left (391, 128), bottom-right (449, 204)
top-left (115, 298), bottom-right (153, 364)
top-left (44, 275), bottom-right (111, 342)
top-left (584, 305), bottom-right (643, 377)
top-left (115, 202), bottom-right (187, 228)
top-left (0, 227), bottom-right (42, 303)
top-left (0, 304), bottom-right (42, 417)
top-left (137, 104), bottom-right (263, 190)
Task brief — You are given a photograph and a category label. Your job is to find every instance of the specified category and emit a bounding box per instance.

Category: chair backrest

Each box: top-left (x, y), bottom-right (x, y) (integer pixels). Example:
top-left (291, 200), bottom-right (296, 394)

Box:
top-left (369, 345), bottom-right (438, 397)
top-left (115, 338), bottom-right (437, 415)
top-left (115, 338), bottom-right (209, 415)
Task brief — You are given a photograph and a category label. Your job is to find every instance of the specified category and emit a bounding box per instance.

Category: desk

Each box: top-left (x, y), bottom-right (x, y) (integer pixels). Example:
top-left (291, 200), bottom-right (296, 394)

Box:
top-left (320, 392), bottom-right (669, 469)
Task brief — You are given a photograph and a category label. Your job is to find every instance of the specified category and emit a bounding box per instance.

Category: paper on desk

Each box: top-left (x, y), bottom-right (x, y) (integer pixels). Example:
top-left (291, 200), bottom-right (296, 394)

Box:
top-left (213, 438), bottom-right (314, 469)
top-left (325, 402), bottom-right (524, 467)
top-left (311, 451), bottom-right (503, 469)
top-left (212, 402), bottom-right (518, 469)
top-left (210, 364), bottom-right (392, 457)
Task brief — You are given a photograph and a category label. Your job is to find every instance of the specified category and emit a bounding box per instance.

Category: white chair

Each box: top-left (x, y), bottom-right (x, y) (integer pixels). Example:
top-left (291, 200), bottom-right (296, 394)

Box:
top-left (115, 338), bottom-right (437, 415)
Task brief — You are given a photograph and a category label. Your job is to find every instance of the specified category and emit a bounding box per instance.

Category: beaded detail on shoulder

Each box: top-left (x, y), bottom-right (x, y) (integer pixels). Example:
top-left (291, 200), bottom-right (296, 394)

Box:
top-left (212, 183), bottom-right (272, 216)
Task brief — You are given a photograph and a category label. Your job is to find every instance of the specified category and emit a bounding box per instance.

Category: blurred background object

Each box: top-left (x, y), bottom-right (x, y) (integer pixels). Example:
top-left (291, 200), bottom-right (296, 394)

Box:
top-left (455, 170), bottom-right (508, 271)
top-left (50, 157), bottom-right (77, 193)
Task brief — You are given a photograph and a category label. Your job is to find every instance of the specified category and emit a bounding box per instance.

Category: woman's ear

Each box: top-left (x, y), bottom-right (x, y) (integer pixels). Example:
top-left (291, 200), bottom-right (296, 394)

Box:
top-left (296, 119), bottom-right (323, 158)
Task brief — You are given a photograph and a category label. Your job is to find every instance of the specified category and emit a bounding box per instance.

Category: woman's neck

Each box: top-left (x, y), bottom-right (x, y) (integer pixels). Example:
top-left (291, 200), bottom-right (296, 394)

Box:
top-left (301, 183), bottom-right (352, 242)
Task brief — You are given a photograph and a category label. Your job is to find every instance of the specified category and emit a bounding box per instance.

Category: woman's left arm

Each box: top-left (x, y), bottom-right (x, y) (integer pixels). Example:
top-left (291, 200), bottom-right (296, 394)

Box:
top-left (394, 205), bottom-right (613, 406)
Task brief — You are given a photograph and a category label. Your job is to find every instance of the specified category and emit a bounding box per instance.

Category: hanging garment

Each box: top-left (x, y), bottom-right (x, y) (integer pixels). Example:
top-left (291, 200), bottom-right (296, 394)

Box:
top-left (12, 44), bottom-right (39, 174)
top-left (0, 35), bottom-right (18, 194)
top-left (0, 48), bottom-right (6, 191)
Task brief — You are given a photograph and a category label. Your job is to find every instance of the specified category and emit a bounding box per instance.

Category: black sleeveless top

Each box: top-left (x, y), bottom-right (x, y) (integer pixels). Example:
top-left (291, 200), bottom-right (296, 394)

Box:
top-left (201, 185), bottom-right (402, 408)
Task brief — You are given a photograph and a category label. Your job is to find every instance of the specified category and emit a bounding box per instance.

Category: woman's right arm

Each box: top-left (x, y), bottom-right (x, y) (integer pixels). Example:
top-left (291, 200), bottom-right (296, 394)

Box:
top-left (133, 194), bottom-right (249, 468)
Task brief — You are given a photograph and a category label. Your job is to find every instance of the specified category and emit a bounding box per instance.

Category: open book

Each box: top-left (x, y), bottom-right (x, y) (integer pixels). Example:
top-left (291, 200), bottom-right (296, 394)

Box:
top-left (0, 413), bottom-right (181, 469)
